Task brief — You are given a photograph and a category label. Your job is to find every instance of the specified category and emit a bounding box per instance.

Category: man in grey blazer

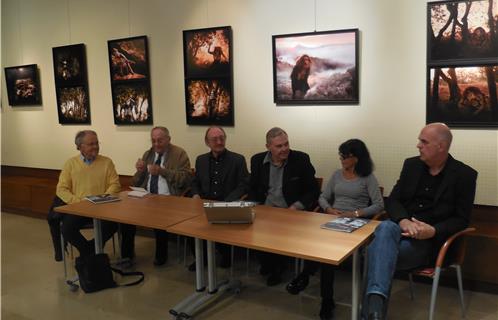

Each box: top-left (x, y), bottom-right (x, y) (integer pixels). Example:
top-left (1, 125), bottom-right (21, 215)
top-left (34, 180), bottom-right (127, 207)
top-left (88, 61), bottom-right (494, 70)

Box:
top-left (189, 126), bottom-right (250, 269)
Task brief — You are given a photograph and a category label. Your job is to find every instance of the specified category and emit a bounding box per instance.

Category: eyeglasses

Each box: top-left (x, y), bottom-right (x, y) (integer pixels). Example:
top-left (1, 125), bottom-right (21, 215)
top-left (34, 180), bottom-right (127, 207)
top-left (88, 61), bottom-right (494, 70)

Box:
top-left (207, 136), bottom-right (226, 142)
top-left (339, 152), bottom-right (354, 160)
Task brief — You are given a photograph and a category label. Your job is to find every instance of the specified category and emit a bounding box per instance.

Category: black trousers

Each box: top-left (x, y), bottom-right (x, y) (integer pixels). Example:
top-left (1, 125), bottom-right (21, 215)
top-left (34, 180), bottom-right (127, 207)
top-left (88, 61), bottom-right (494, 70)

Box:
top-left (61, 215), bottom-right (117, 257)
top-left (300, 260), bottom-right (336, 301)
top-left (258, 251), bottom-right (287, 275)
top-left (120, 223), bottom-right (169, 261)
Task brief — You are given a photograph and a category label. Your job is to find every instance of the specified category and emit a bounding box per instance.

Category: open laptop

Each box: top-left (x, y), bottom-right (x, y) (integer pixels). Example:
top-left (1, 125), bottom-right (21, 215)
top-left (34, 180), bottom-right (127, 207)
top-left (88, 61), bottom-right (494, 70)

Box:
top-left (204, 201), bottom-right (257, 224)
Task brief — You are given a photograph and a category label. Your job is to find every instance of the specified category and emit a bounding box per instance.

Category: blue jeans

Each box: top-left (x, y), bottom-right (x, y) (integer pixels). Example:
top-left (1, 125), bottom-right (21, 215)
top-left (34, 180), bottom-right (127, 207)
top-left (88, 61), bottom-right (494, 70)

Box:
top-left (365, 220), bottom-right (432, 299)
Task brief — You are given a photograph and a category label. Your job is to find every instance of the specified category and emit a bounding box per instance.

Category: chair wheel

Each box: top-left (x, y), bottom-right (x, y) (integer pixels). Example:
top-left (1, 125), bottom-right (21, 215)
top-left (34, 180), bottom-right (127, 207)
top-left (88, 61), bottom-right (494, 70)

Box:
top-left (69, 283), bottom-right (79, 292)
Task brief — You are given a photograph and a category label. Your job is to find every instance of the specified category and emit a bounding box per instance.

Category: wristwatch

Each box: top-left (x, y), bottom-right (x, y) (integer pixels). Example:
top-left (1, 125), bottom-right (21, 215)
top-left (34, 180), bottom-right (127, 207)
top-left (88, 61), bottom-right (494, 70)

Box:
top-left (354, 210), bottom-right (360, 217)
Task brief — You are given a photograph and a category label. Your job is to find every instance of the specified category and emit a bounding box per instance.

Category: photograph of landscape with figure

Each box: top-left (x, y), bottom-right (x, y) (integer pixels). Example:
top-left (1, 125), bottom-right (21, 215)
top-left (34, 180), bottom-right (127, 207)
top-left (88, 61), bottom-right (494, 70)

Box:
top-left (185, 78), bottom-right (233, 125)
top-left (272, 29), bottom-right (359, 105)
top-left (56, 86), bottom-right (90, 124)
top-left (183, 26), bottom-right (231, 77)
top-left (5, 64), bottom-right (41, 106)
top-left (52, 44), bottom-right (87, 85)
top-left (428, 0), bottom-right (498, 62)
top-left (108, 36), bottom-right (149, 81)
top-left (108, 36), bottom-right (152, 125)
top-left (111, 82), bottom-right (152, 125)
top-left (427, 64), bottom-right (498, 126)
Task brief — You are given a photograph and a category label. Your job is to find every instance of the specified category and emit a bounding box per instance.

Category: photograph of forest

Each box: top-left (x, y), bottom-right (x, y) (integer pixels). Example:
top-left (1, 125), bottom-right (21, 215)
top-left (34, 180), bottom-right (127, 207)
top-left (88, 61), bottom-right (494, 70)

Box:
top-left (112, 83), bottom-right (152, 125)
top-left (272, 29), bottom-right (358, 105)
top-left (185, 78), bottom-right (233, 125)
top-left (428, 65), bottom-right (498, 126)
top-left (429, 0), bottom-right (498, 62)
top-left (183, 26), bottom-right (231, 77)
top-left (56, 86), bottom-right (90, 124)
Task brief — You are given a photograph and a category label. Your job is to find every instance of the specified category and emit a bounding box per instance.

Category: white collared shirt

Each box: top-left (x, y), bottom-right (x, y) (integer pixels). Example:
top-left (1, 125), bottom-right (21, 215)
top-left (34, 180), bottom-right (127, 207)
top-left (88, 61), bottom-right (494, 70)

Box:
top-left (147, 152), bottom-right (170, 195)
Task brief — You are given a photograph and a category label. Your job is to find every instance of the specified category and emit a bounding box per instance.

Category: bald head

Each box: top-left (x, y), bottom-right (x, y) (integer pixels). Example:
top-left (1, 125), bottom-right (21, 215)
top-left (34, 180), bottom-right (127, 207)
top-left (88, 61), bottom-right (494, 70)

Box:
top-left (424, 122), bottom-right (452, 151)
top-left (417, 122), bottom-right (452, 167)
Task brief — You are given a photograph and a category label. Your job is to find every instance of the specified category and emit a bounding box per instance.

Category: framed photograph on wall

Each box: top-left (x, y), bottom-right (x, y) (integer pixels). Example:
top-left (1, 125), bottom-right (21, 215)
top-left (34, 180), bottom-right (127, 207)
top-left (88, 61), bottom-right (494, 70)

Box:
top-left (185, 78), bottom-right (233, 126)
top-left (182, 26), bottom-right (234, 126)
top-left (56, 85), bottom-right (91, 124)
top-left (183, 26), bottom-right (232, 77)
top-left (52, 44), bottom-right (88, 85)
top-left (427, 64), bottom-right (498, 127)
top-left (52, 43), bottom-right (90, 124)
top-left (272, 28), bottom-right (359, 105)
top-left (111, 82), bottom-right (153, 125)
top-left (4, 64), bottom-right (42, 106)
top-left (107, 35), bottom-right (153, 125)
top-left (427, 0), bottom-right (498, 64)
top-left (108, 36), bottom-right (150, 81)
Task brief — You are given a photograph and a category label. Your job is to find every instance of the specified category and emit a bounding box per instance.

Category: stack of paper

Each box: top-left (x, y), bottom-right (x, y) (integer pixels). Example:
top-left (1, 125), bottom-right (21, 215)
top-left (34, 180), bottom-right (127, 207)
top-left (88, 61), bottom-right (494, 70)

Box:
top-left (128, 187), bottom-right (149, 198)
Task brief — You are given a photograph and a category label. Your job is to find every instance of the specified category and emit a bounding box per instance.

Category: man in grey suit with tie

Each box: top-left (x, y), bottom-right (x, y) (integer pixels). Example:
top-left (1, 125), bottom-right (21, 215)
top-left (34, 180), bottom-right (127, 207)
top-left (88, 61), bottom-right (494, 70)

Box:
top-left (189, 126), bottom-right (250, 269)
top-left (121, 126), bottom-right (191, 266)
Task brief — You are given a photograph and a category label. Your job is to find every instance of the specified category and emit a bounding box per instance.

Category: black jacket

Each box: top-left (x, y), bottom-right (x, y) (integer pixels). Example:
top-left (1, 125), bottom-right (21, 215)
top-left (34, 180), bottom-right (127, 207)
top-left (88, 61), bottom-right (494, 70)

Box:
top-left (191, 149), bottom-right (249, 202)
top-left (249, 150), bottom-right (319, 210)
top-left (387, 155), bottom-right (477, 246)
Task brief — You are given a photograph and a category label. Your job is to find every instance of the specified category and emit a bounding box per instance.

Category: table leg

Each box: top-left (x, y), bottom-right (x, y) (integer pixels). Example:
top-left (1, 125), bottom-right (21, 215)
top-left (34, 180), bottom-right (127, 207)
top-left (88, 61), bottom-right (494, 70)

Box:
top-left (93, 218), bottom-right (103, 254)
top-left (352, 249), bottom-right (360, 320)
top-left (195, 237), bottom-right (206, 292)
top-left (170, 238), bottom-right (242, 319)
top-left (207, 240), bottom-right (218, 293)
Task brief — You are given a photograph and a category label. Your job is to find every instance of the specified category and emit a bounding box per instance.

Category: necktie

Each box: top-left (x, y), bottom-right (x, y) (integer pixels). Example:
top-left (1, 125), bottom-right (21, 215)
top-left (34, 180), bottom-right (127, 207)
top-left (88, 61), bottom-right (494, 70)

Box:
top-left (149, 153), bottom-right (162, 194)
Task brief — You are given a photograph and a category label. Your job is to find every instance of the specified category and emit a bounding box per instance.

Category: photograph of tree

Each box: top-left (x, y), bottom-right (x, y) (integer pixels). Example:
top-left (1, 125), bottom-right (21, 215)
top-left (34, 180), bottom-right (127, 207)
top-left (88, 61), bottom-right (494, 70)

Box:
top-left (52, 43), bottom-right (90, 124)
top-left (107, 35), bottom-right (152, 125)
top-left (4, 64), bottom-right (41, 106)
top-left (56, 86), bottom-right (90, 124)
top-left (427, 65), bottom-right (498, 126)
top-left (111, 82), bottom-right (152, 125)
top-left (52, 44), bottom-right (87, 85)
top-left (428, 0), bottom-right (498, 62)
top-left (108, 36), bottom-right (149, 81)
top-left (183, 26), bottom-right (231, 77)
top-left (185, 78), bottom-right (233, 125)
top-left (272, 29), bottom-right (359, 105)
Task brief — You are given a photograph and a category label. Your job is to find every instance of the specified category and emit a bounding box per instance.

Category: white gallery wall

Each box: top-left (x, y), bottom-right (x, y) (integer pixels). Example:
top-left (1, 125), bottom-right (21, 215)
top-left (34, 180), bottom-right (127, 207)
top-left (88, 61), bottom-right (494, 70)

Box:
top-left (1, 0), bottom-right (497, 205)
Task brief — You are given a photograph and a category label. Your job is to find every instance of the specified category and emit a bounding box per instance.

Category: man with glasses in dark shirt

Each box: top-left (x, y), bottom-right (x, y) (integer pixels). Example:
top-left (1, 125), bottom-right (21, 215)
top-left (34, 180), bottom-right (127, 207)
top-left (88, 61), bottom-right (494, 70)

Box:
top-left (363, 123), bottom-right (478, 320)
top-left (189, 126), bottom-right (250, 269)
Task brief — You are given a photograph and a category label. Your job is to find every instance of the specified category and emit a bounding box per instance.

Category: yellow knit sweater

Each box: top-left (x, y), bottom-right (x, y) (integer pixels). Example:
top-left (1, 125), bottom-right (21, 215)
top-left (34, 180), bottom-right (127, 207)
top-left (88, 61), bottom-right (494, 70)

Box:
top-left (56, 155), bottom-right (121, 204)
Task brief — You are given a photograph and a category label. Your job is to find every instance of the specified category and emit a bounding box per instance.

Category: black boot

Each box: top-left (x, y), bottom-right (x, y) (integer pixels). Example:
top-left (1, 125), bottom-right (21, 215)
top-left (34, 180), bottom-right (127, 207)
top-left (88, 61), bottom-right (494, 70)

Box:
top-left (319, 299), bottom-right (336, 320)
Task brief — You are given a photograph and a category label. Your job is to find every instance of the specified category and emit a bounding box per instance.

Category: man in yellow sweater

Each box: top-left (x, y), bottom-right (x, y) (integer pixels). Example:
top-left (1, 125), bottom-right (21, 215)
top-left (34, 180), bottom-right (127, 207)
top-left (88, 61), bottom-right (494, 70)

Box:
top-left (57, 130), bottom-right (121, 257)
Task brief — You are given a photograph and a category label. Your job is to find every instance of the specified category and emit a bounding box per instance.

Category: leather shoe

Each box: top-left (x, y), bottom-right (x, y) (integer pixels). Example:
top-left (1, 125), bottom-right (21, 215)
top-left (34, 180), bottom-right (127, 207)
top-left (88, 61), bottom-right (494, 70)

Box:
top-left (286, 273), bottom-right (309, 295)
top-left (153, 257), bottom-right (167, 266)
top-left (188, 261), bottom-right (196, 272)
top-left (319, 300), bottom-right (335, 320)
top-left (266, 273), bottom-right (282, 286)
top-left (259, 265), bottom-right (271, 276)
top-left (368, 311), bottom-right (381, 320)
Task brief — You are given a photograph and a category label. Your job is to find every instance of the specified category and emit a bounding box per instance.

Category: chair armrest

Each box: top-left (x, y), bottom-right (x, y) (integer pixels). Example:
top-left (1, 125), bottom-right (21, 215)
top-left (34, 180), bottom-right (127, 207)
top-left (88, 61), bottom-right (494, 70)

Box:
top-left (435, 227), bottom-right (476, 268)
top-left (240, 194), bottom-right (248, 200)
top-left (372, 211), bottom-right (388, 221)
top-left (313, 206), bottom-right (320, 212)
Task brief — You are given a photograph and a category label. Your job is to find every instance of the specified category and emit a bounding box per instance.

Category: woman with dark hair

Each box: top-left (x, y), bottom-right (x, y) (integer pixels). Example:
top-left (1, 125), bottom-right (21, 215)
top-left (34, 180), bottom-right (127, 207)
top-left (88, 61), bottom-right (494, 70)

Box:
top-left (286, 139), bottom-right (384, 320)
top-left (290, 54), bottom-right (311, 99)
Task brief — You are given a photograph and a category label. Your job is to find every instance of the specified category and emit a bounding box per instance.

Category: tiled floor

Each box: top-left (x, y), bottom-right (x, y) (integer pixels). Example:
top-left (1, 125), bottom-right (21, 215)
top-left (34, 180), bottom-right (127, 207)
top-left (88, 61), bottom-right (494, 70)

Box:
top-left (2, 212), bottom-right (497, 320)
